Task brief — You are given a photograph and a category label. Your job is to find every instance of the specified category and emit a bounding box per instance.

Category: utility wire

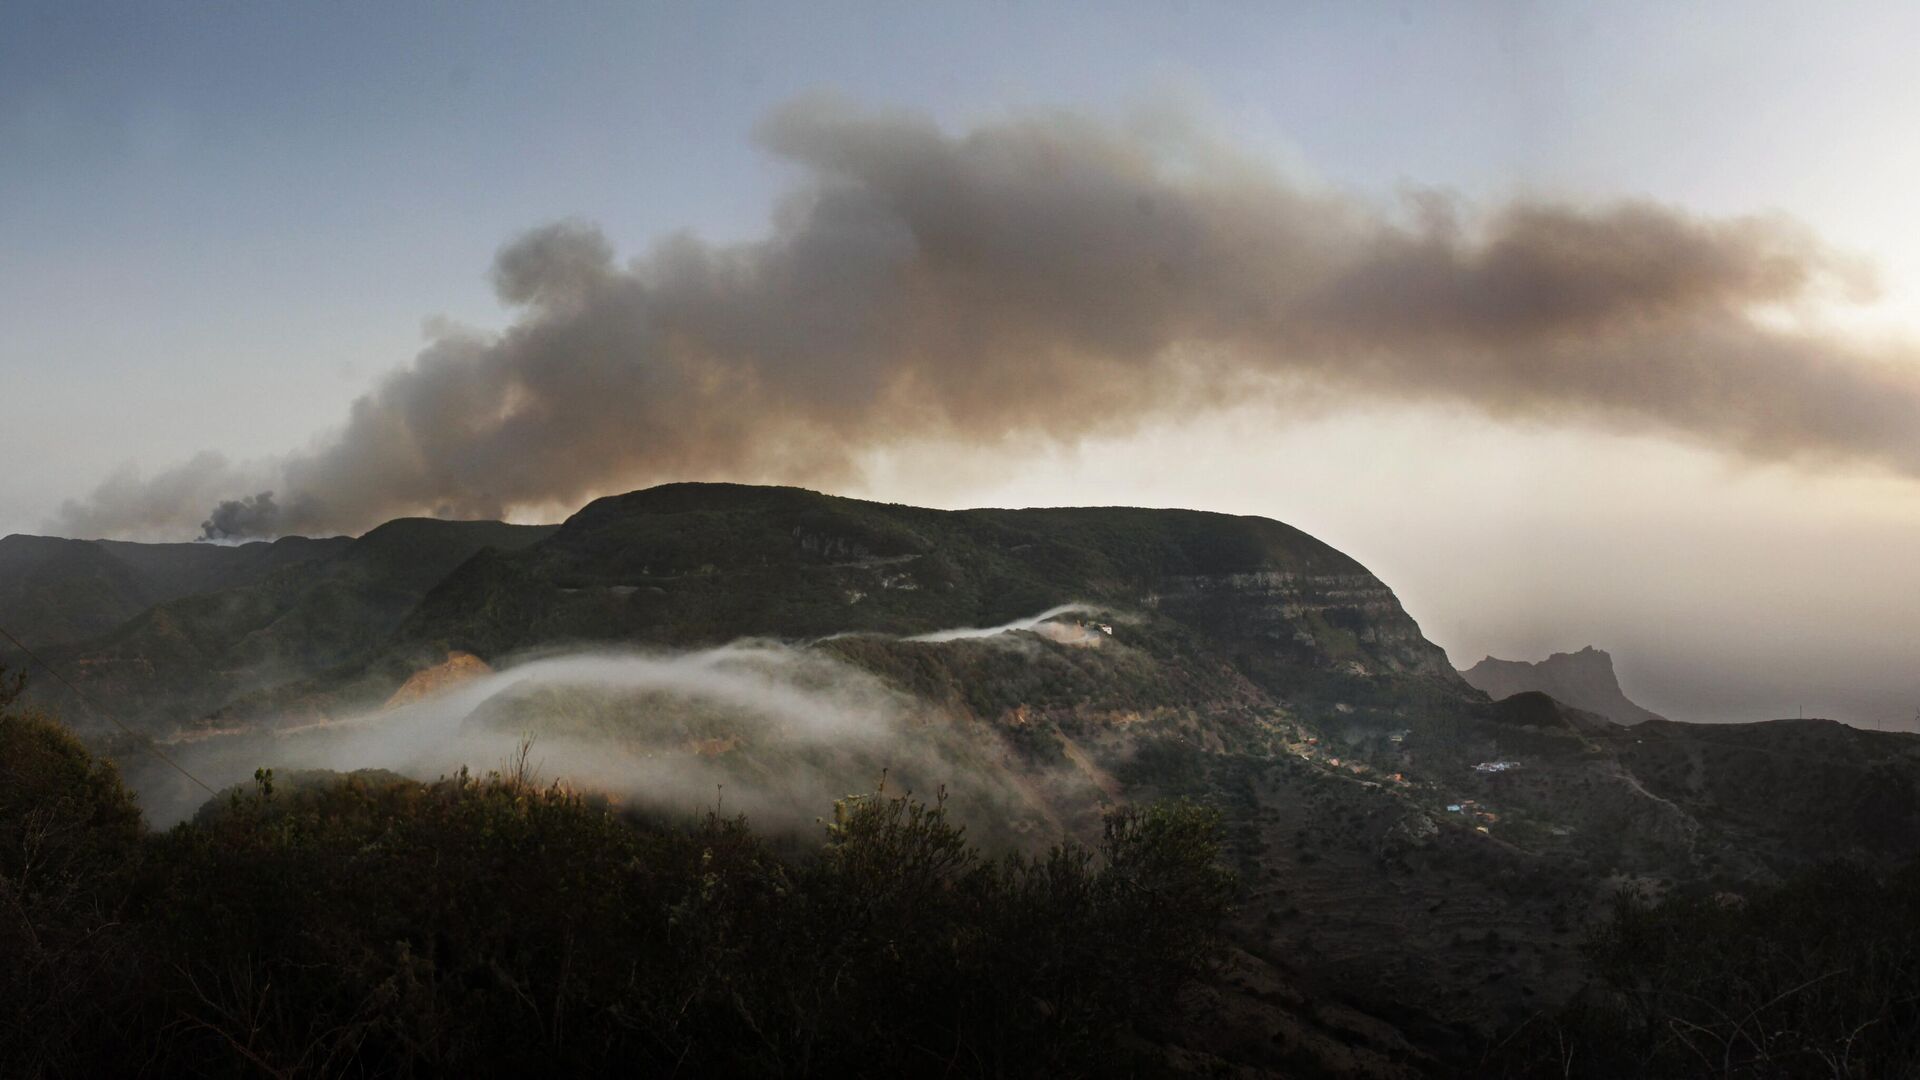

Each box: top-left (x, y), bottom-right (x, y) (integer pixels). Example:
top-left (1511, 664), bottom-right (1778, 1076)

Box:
top-left (0, 621), bottom-right (217, 796)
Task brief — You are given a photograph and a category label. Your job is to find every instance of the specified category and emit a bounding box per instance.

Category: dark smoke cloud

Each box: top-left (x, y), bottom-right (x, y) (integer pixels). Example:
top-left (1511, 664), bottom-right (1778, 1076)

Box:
top-left (52, 97), bottom-right (1920, 538)
top-left (199, 491), bottom-right (282, 541)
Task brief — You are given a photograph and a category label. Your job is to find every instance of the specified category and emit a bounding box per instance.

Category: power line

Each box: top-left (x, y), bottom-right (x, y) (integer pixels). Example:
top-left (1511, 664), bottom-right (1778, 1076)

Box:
top-left (0, 621), bottom-right (216, 797)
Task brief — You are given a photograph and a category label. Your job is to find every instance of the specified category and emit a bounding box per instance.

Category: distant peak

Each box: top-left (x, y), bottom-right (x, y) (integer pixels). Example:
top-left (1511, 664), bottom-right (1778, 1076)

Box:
top-left (1473, 645), bottom-right (1612, 668)
top-left (1459, 645), bottom-right (1662, 726)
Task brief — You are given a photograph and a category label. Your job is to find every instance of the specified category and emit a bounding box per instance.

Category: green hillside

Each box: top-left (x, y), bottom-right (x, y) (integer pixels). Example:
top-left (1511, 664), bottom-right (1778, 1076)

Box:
top-left (0, 532), bottom-right (349, 650)
top-left (26, 520), bottom-right (553, 729)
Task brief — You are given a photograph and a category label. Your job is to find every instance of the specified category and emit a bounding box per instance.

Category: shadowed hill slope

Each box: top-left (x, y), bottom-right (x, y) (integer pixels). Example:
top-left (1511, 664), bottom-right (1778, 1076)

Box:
top-left (395, 482), bottom-right (1455, 687)
top-left (0, 533), bottom-right (349, 649)
top-left (26, 519), bottom-right (554, 729)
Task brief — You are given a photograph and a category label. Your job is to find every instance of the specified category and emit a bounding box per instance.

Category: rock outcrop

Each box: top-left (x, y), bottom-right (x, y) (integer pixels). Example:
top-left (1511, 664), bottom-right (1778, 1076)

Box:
top-left (1460, 645), bottom-right (1664, 725)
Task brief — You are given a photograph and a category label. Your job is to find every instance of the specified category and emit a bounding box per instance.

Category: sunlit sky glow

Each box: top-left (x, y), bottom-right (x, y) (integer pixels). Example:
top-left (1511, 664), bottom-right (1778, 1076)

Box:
top-left (5, 1), bottom-right (1920, 726)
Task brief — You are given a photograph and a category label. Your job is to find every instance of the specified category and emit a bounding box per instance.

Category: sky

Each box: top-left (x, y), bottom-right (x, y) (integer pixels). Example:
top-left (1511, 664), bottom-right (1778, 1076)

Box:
top-left (5, 1), bottom-right (1920, 727)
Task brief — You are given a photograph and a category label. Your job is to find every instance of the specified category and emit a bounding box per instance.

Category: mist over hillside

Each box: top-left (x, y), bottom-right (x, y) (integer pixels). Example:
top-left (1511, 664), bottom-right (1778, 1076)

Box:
top-left (7, 483), bottom-right (1920, 1074)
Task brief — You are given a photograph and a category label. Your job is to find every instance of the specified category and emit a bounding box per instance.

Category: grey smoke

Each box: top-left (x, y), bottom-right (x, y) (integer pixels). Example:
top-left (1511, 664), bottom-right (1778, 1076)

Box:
top-left (52, 97), bottom-right (1920, 538)
top-left (200, 491), bottom-right (281, 541)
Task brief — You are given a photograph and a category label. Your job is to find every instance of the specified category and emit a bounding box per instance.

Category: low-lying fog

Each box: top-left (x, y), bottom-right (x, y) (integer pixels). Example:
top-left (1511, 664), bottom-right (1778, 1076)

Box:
top-left (122, 611), bottom-right (1104, 836)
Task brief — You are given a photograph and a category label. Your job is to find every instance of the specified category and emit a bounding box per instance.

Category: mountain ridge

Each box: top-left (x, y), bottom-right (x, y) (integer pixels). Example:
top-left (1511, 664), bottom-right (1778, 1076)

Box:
top-left (391, 481), bottom-right (1455, 683)
top-left (1459, 645), bottom-right (1665, 725)
top-left (16, 519), bottom-right (555, 729)
top-left (0, 532), bottom-right (351, 650)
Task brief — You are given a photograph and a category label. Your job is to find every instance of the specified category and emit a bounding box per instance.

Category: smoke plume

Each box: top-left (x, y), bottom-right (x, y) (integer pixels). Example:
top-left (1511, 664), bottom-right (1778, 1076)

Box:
top-left (124, 639), bottom-right (1068, 832)
top-left (907, 603), bottom-right (1097, 643)
top-left (53, 97), bottom-right (1920, 538)
top-left (200, 491), bottom-right (282, 541)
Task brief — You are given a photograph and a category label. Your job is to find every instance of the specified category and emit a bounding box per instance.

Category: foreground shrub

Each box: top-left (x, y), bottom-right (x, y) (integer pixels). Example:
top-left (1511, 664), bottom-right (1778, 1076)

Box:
top-left (0, 700), bottom-right (145, 1079)
top-left (1489, 862), bottom-right (1920, 1078)
top-left (0, 708), bottom-right (1233, 1077)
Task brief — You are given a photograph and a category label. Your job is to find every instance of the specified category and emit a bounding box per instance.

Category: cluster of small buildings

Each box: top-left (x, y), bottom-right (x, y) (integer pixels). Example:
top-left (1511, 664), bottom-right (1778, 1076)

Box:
top-left (1443, 799), bottom-right (1501, 828)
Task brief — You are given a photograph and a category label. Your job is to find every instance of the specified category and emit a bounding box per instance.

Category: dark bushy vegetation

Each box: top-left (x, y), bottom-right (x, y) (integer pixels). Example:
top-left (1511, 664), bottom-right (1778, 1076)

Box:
top-left (0, 679), bottom-right (145, 1076)
top-left (397, 482), bottom-right (1408, 675)
top-left (1490, 862), bottom-right (1920, 1078)
top-left (0, 683), bottom-right (1233, 1078)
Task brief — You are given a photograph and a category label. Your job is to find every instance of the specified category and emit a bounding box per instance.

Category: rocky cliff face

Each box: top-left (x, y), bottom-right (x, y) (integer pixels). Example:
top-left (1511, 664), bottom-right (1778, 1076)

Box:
top-left (391, 484), bottom-right (1461, 697)
top-left (1149, 568), bottom-right (1456, 682)
top-left (1460, 645), bottom-right (1664, 725)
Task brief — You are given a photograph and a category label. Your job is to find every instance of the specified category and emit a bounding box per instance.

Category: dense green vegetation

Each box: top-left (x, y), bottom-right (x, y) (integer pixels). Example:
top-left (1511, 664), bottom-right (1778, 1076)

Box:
top-left (1490, 861), bottom-right (1920, 1078)
top-left (0, 679), bottom-right (1234, 1078)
